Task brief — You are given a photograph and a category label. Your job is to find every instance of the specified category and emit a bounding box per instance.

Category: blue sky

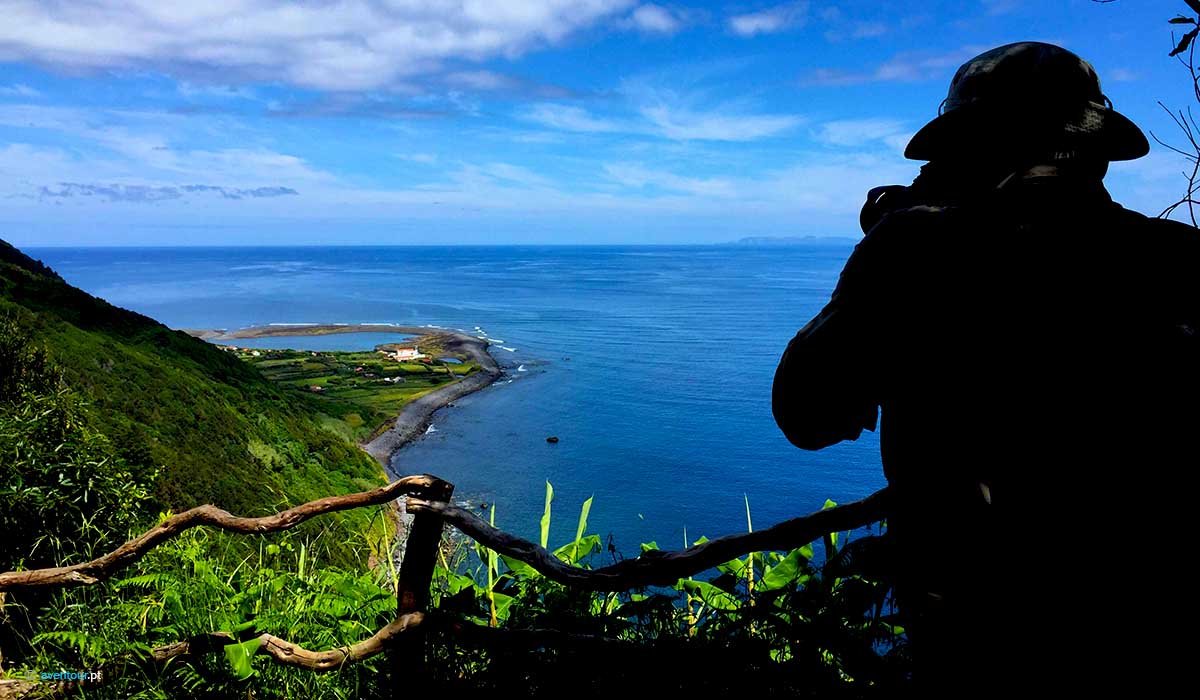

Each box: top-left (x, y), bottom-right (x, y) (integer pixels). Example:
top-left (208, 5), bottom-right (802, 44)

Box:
top-left (0, 1), bottom-right (1195, 246)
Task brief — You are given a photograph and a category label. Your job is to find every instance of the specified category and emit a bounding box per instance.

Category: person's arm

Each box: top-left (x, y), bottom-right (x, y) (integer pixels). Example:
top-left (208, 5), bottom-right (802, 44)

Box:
top-left (772, 234), bottom-right (885, 450)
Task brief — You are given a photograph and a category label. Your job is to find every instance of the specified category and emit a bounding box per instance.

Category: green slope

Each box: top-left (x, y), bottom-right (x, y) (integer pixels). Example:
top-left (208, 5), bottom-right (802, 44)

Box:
top-left (0, 239), bottom-right (388, 566)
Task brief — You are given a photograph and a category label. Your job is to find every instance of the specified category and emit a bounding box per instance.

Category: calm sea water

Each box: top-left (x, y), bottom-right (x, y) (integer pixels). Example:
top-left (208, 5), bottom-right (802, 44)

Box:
top-left (28, 245), bottom-right (884, 554)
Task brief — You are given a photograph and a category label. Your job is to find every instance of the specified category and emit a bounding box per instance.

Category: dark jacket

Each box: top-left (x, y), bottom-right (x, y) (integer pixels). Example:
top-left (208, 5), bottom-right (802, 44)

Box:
top-left (773, 171), bottom-right (1199, 691)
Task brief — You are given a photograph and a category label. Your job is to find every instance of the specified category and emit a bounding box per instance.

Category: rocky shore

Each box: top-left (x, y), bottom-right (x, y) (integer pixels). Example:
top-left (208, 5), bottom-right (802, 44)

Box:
top-left (362, 332), bottom-right (501, 468)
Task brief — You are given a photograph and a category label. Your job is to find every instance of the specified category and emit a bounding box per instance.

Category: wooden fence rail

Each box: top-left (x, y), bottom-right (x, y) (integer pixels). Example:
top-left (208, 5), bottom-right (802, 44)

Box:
top-left (0, 474), bottom-right (890, 698)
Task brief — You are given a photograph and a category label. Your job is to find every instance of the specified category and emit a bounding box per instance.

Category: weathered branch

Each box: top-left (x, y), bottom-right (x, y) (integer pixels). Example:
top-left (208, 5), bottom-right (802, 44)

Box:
top-left (0, 680), bottom-right (39, 700)
top-left (255, 612), bottom-right (425, 671)
top-left (150, 614), bottom-right (426, 671)
top-left (408, 488), bottom-right (891, 591)
top-left (0, 614), bottom-right (428, 700)
top-left (0, 475), bottom-right (439, 591)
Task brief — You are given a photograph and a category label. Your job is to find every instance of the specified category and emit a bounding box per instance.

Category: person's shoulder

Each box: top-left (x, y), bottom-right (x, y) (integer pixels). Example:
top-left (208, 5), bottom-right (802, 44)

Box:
top-left (1109, 203), bottom-right (1199, 248)
top-left (857, 203), bottom-right (963, 255)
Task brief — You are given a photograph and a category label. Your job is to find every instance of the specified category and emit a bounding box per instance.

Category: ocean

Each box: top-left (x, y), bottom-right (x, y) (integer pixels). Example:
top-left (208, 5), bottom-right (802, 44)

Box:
top-left (28, 245), bottom-right (885, 555)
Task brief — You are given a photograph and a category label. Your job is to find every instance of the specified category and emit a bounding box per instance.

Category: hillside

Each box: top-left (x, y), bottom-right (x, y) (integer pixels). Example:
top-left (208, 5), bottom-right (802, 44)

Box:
top-left (0, 239), bottom-right (388, 566)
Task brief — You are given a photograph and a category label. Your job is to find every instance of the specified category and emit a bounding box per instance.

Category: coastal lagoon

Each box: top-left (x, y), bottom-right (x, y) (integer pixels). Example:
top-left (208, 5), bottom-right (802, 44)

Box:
top-left (29, 245), bottom-right (885, 554)
top-left (212, 331), bottom-right (416, 352)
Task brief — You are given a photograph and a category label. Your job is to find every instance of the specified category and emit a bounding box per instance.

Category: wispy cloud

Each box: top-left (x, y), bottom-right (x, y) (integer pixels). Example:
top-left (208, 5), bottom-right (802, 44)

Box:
top-left (982, 0), bottom-right (1021, 16)
top-left (398, 153), bottom-right (438, 165)
top-left (523, 104), bottom-right (624, 134)
top-left (640, 104), bottom-right (801, 140)
top-left (264, 97), bottom-right (449, 120)
top-left (814, 119), bottom-right (910, 149)
top-left (523, 101), bottom-right (801, 141)
top-left (1108, 68), bottom-right (1138, 83)
top-left (728, 1), bottom-right (808, 37)
top-left (0, 104), bottom-right (334, 190)
top-left (0, 83), bottom-right (40, 98)
top-left (450, 162), bottom-right (555, 190)
top-left (802, 45), bottom-right (985, 86)
top-left (847, 22), bottom-right (888, 39)
top-left (441, 70), bottom-right (576, 98)
top-left (0, 1), bottom-right (637, 91)
top-left (37, 182), bottom-right (298, 203)
top-left (625, 4), bottom-right (684, 35)
top-left (604, 163), bottom-right (736, 196)
top-left (177, 83), bottom-right (256, 101)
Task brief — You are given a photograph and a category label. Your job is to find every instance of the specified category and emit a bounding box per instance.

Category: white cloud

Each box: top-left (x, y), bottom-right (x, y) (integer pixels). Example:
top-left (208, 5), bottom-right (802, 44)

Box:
top-left (627, 4), bottom-right (683, 35)
top-left (454, 162), bottom-right (555, 189)
top-left (176, 82), bottom-right (256, 100)
top-left (0, 83), bottom-right (40, 97)
top-left (639, 104), bottom-right (801, 141)
top-left (444, 71), bottom-right (519, 91)
top-left (597, 150), bottom-right (914, 217)
top-left (604, 162), bottom-right (736, 196)
top-left (398, 153), bottom-right (438, 165)
top-left (803, 45), bottom-right (985, 85)
top-left (524, 103), bottom-right (624, 133)
top-left (0, 0), bottom-right (636, 91)
top-left (982, 0), bottom-right (1021, 16)
top-left (523, 101), bottom-right (801, 141)
top-left (1108, 68), bottom-right (1138, 83)
top-left (814, 118), bottom-right (910, 148)
top-left (728, 1), bottom-right (808, 37)
top-left (0, 104), bottom-right (331, 188)
top-left (849, 22), bottom-right (888, 39)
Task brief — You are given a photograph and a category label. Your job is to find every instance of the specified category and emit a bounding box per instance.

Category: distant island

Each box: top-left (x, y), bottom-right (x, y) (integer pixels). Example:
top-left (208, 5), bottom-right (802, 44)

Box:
top-left (183, 324), bottom-right (503, 468)
top-left (731, 235), bottom-right (856, 246)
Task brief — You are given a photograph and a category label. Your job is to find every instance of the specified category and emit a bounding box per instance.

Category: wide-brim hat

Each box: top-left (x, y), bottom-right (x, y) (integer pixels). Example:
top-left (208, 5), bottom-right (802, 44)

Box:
top-left (905, 42), bottom-right (1149, 162)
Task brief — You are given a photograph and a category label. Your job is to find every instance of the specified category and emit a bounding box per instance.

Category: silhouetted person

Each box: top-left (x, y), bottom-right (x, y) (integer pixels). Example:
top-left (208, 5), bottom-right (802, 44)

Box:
top-left (773, 42), bottom-right (1198, 696)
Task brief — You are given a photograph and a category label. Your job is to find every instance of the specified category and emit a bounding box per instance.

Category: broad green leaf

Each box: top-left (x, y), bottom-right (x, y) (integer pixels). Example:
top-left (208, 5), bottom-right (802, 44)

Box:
top-left (572, 495), bottom-right (593, 561)
top-left (554, 534), bottom-right (601, 564)
top-left (677, 579), bottom-right (740, 611)
top-left (499, 555), bottom-right (539, 579)
top-left (760, 548), bottom-right (808, 591)
top-left (443, 571), bottom-right (477, 595)
top-left (492, 592), bottom-right (515, 622)
top-left (717, 556), bottom-right (748, 579)
top-left (540, 481), bottom-right (553, 549)
top-left (640, 541), bottom-right (659, 554)
top-left (823, 499), bottom-right (839, 550)
top-left (223, 637), bottom-right (263, 680)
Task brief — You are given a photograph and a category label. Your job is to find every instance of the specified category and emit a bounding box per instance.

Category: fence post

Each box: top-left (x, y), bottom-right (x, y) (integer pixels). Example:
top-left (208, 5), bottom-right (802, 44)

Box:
top-left (391, 475), bottom-right (453, 693)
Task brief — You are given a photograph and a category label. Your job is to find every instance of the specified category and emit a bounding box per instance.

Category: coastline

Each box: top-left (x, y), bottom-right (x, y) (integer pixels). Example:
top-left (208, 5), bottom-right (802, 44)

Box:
top-left (183, 324), bottom-right (504, 469)
top-left (362, 332), bottom-right (501, 469)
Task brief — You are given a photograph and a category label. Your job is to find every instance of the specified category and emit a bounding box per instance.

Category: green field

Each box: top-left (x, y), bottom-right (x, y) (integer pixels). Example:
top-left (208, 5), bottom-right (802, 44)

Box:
top-left (235, 344), bottom-right (481, 440)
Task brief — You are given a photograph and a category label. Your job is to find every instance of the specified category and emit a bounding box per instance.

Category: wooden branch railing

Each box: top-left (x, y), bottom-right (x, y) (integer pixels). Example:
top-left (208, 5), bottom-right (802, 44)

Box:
top-left (406, 487), bottom-right (891, 590)
top-left (0, 473), bottom-right (890, 695)
top-left (0, 475), bottom-right (438, 591)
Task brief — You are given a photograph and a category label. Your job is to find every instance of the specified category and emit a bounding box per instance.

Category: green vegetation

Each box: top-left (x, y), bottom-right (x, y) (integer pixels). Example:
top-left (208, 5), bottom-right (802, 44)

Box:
top-left (423, 484), bottom-right (904, 696)
top-left (0, 239), bottom-right (390, 570)
top-left (234, 345), bottom-right (480, 440)
top-left (5, 479), bottom-right (902, 698)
